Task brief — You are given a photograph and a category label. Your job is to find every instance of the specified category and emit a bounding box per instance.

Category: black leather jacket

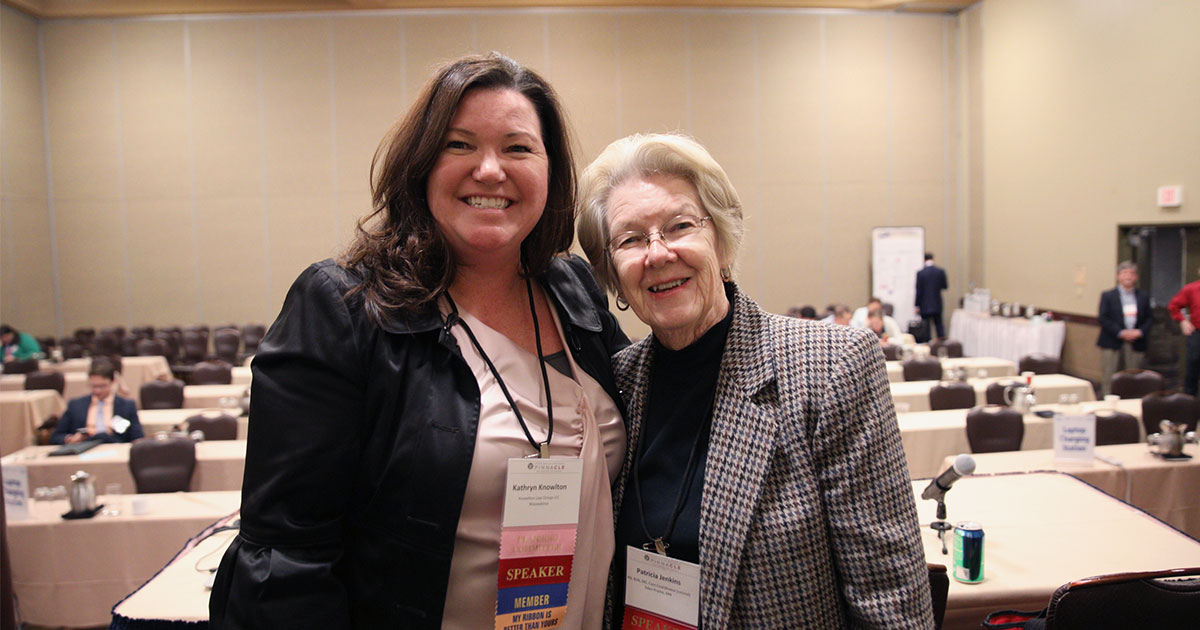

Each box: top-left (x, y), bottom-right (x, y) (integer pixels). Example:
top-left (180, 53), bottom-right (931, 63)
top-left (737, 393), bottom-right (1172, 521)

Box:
top-left (209, 256), bottom-right (628, 629)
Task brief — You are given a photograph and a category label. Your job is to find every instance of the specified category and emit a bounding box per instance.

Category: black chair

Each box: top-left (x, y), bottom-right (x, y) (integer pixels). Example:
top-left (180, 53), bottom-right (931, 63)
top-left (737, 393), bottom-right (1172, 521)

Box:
top-left (985, 380), bottom-right (1022, 406)
top-left (120, 337), bottom-right (140, 356)
top-left (140, 379), bottom-right (185, 409)
top-left (1141, 391), bottom-right (1200, 435)
top-left (928, 563), bottom-right (948, 630)
top-left (179, 331), bottom-right (208, 363)
top-left (136, 338), bottom-right (167, 357)
top-left (1018, 353), bottom-right (1061, 375)
top-left (191, 360), bottom-right (233, 385)
top-left (903, 358), bottom-right (943, 382)
top-left (881, 344), bottom-right (902, 361)
top-left (1036, 567), bottom-right (1200, 628)
top-left (242, 323), bottom-right (266, 357)
top-left (966, 405), bottom-right (1024, 453)
top-left (186, 413), bottom-right (238, 440)
top-left (61, 342), bottom-right (85, 359)
top-left (1, 358), bottom-right (38, 375)
top-left (929, 382), bottom-right (976, 411)
top-left (212, 330), bottom-right (240, 364)
top-left (1094, 411), bottom-right (1141, 446)
top-left (1110, 369), bottom-right (1164, 399)
top-left (130, 325), bottom-right (155, 340)
top-left (129, 435), bottom-right (196, 493)
top-left (23, 371), bottom-right (65, 395)
top-left (929, 339), bottom-right (964, 359)
top-left (92, 334), bottom-right (120, 357)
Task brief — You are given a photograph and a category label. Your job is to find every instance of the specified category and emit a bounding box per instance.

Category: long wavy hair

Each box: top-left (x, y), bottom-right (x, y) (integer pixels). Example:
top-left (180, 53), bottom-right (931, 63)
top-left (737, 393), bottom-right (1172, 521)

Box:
top-left (341, 52), bottom-right (576, 325)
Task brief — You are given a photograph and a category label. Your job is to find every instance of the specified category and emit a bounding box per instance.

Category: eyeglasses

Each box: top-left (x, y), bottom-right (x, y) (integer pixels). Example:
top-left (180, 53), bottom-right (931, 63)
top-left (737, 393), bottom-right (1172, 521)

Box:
top-left (607, 214), bottom-right (712, 256)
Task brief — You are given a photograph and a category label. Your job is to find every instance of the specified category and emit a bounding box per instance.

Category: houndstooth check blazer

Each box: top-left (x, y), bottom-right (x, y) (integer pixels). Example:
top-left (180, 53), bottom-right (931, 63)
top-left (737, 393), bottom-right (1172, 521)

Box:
top-left (610, 287), bottom-right (934, 629)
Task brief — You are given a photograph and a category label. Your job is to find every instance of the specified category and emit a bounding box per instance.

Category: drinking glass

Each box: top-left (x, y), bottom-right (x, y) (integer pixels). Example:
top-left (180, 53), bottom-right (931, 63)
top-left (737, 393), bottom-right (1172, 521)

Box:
top-left (102, 483), bottom-right (122, 516)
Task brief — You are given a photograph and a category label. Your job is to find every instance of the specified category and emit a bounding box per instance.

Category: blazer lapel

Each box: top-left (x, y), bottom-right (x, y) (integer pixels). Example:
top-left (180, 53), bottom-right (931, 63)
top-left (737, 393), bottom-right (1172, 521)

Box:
top-left (699, 290), bottom-right (779, 628)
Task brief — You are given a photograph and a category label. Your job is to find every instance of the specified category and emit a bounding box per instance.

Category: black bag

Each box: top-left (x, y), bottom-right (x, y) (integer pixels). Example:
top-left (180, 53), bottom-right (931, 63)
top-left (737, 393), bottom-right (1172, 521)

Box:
top-left (908, 318), bottom-right (931, 344)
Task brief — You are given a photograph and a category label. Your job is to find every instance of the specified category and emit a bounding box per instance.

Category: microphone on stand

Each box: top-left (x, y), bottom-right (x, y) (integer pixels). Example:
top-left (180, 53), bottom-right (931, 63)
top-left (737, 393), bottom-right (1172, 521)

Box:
top-left (922, 454), bottom-right (976, 501)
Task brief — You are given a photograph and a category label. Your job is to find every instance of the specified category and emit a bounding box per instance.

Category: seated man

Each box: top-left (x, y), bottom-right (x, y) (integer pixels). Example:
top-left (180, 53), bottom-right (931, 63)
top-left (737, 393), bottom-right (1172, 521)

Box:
top-left (823, 303), bottom-right (853, 326)
top-left (50, 358), bottom-right (144, 444)
top-left (866, 308), bottom-right (903, 342)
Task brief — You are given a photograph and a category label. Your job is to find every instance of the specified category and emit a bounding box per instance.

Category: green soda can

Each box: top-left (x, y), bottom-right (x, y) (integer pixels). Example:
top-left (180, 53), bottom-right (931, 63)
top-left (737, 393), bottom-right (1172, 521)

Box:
top-left (953, 521), bottom-right (984, 583)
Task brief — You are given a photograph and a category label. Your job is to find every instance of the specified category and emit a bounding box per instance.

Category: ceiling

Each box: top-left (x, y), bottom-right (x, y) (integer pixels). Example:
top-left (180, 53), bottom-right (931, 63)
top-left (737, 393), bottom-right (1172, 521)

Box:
top-left (4, 0), bottom-right (979, 19)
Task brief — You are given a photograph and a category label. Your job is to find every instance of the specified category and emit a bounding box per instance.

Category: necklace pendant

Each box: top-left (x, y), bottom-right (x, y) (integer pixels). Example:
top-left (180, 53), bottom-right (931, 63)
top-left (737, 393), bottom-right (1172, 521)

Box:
top-left (642, 538), bottom-right (669, 556)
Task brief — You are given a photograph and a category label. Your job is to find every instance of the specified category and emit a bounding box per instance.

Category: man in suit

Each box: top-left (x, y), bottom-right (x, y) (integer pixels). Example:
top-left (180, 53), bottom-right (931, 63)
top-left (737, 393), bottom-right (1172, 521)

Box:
top-left (1097, 261), bottom-right (1153, 396)
top-left (50, 358), bottom-right (144, 444)
top-left (914, 252), bottom-right (948, 340)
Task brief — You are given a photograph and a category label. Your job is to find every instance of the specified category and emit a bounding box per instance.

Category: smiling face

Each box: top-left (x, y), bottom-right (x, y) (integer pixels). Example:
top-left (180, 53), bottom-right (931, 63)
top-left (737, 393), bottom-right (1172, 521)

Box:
top-left (607, 174), bottom-right (730, 350)
top-left (426, 88), bottom-right (548, 269)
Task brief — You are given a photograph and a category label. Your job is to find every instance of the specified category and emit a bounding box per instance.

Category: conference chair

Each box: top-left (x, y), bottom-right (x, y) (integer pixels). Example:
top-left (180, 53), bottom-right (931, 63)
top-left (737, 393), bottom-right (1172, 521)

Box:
top-left (92, 334), bottom-right (120, 357)
top-left (929, 339), bottom-right (964, 359)
top-left (1140, 391), bottom-right (1200, 435)
top-left (183, 325), bottom-right (210, 346)
top-left (61, 342), bottom-right (85, 359)
top-left (1, 359), bottom-right (38, 375)
top-left (929, 382), bottom-right (976, 411)
top-left (1109, 369), bottom-right (1164, 399)
top-left (179, 331), bottom-right (208, 363)
top-left (36, 336), bottom-right (56, 350)
top-left (153, 332), bottom-right (180, 361)
top-left (965, 405), bottom-right (1024, 453)
top-left (1093, 411), bottom-right (1141, 446)
top-left (99, 326), bottom-right (126, 341)
top-left (212, 330), bottom-right (241, 364)
top-left (1018, 353), bottom-right (1061, 375)
top-left (129, 325), bottom-right (155, 340)
top-left (120, 337), bottom-right (140, 356)
top-left (881, 344), bottom-right (902, 361)
top-left (985, 380), bottom-right (1022, 406)
top-left (73, 327), bottom-right (96, 345)
top-left (129, 435), bottom-right (196, 493)
top-left (135, 338), bottom-right (167, 357)
top-left (928, 563), bottom-right (948, 630)
top-left (903, 357), bottom-right (943, 382)
top-left (140, 379), bottom-right (185, 410)
top-left (191, 360), bottom-right (233, 385)
top-left (186, 413), bottom-right (238, 440)
top-left (1036, 567), bottom-right (1200, 628)
top-left (23, 371), bottom-right (65, 395)
top-left (242, 323), bottom-right (266, 357)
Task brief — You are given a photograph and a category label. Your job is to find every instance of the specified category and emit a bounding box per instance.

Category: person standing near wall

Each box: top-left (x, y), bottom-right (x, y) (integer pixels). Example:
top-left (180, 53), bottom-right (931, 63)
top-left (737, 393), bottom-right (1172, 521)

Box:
top-left (914, 253), bottom-right (948, 340)
top-left (1168, 267), bottom-right (1200, 395)
top-left (1097, 261), bottom-right (1151, 396)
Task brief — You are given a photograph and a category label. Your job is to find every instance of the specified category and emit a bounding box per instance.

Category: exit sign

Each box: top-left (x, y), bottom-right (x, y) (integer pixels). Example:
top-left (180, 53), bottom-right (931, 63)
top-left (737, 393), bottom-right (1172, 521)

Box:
top-left (1157, 185), bottom-right (1183, 208)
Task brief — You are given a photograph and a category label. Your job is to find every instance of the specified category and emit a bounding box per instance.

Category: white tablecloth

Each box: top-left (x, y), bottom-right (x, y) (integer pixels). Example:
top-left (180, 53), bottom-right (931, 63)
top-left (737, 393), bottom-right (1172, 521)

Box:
top-left (139, 407), bottom-right (247, 439)
top-left (890, 374), bottom-right (1095, 413)
top-left (948, 311), bottom-right (1065, 363)
top-left (0, 390), bottom-right (66, 456)
top-left (0, 371), bottom-right (89, 400)
top-left (1, 440), bottom-right (246, 494)
top-left (886, 356), bottom-right (1017, 383)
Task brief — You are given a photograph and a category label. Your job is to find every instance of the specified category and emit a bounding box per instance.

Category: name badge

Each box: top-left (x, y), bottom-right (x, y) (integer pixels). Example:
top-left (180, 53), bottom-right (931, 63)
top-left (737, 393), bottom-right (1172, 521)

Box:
top-left (1122, 303), bottom-right (1138, 318)
top-left (622, 546), bottom-right (701, 630)
top-left (495, 458), bottom-right (583, 630)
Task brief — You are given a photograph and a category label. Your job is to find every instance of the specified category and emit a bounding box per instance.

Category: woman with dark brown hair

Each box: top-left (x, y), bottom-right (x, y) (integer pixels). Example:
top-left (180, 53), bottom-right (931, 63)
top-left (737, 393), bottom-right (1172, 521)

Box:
top-left (210, 53), bottom-right (628, 630)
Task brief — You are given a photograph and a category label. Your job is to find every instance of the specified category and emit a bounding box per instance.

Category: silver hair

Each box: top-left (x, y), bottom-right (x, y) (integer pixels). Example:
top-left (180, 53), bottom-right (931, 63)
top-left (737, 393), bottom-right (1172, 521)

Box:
top-left (1117, 260), bottom-right (1137, 274)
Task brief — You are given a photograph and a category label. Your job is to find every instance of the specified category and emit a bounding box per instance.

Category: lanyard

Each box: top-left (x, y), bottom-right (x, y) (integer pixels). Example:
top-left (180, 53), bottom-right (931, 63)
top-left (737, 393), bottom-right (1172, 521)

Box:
top-left (445, 277), bottom-right (555, 458)
top-left (629, 375), bottom-right (715, 556)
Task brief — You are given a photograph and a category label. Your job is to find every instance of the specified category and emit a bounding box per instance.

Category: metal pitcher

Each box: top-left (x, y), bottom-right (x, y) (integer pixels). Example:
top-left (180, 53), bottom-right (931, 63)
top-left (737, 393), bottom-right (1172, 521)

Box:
top-left (1003, 383), bottom-right (1036, 414)
top-left (68, 470), bottom-right (97, 513)
top-left (1148, 421), bottom-right (1198, 457)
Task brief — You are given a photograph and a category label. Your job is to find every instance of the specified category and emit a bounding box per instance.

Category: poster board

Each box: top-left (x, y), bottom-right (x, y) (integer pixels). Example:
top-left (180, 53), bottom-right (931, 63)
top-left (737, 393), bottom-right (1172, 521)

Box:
top-left (871, 226), bottom-right (925, 328)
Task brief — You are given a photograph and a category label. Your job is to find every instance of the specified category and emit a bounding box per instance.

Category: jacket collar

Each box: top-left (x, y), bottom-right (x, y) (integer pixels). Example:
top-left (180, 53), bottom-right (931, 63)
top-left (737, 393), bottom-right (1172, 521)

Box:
top-left (375, 256), bottom-right (603, 335)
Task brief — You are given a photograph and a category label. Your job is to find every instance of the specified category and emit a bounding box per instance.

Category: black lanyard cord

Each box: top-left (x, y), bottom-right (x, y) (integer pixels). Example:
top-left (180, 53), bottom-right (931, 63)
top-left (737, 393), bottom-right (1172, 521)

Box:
top-left (445, 277), bottom-right (554, 457)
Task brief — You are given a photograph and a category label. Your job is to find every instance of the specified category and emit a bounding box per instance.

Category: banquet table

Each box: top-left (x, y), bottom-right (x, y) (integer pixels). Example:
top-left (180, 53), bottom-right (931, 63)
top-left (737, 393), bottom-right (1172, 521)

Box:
top-left (890, 374), bottom-right (1095, 413)
top-left (899, 398), bottom-right (1144, 478)
top-left (944, 442), bottom-right (1200, 540)
top-left (183, 383), bottom-right (248, 409)
top-left (913, 472), bottom-right (1200, 630)
top-left (1, 370), bottom-right (88, 399)
top-left (0, 389), bottom-right (66, 456)
top-left (139, 407), bottom-right (247, 439)
top-left (39, 356), bottom-right (172, 403)
top-left (6, 490), bottom-right (240, 628)
top-left (948, 310), bottom-right (1065, 363)
top-left (886, 356), bottom-right (1017, 383)
top-left (1, 440), bottom-right (246, 494)
top-left (231, 366), bottom-right (252, 386)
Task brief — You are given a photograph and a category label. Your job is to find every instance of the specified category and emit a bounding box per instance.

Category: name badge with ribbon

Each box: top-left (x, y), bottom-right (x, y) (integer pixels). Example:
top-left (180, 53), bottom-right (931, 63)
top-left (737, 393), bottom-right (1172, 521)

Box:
top-left (622, 546), bottom-right (701, 630)
top-left (495, 457), bottom-right (583, 630)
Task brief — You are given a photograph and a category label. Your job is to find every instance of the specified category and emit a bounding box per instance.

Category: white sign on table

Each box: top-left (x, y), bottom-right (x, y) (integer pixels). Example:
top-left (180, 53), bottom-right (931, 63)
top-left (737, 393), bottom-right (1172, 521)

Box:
top-left (3, 464), bottom-right (30, 519)
top-left (1054, 414), bottom-right (1095, 463)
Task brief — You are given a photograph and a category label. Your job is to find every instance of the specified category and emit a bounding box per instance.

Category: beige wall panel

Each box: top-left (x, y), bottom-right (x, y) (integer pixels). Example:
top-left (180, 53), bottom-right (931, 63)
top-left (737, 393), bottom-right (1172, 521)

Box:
top-left (189, 20), bottom-right (262, 199)
top-left (54, 199), bottom-right (128, 329)
top-left (544, 13), bottom-right (619, 164)
top-left (195, 196), bottom-right (270, 324)
top-left (43, 21), bottom-right (121, 200)
top-left (404, 15), bottom-right (477, 102)
top-left (475, 12), bottom-right (547, 74)
top-left (1, 198), bottom-right (56, 334)
top-left (265, 194), bottom-right (339, 313)
top-left (888, 16), bottom-right (947, 184)
top-left (826, 182), bottom-right (889, 304)
top-left (613, 307), bottom-right (650, 344)
top-left (335, 190), bottom-right (372, 255)
top-left (754, 182), bottom-right (827, 314)
top-left (824, 13), bottom-right (888, 184)
top-left (963, 5), bottom-right (984, 288)
top-left (259, 18), bottom-right (334, 197)
top-left (1, 7), bottom-right (48, 199)
top-left (331, 16), bottom-right (406, 195)
top-left (757, 14), bottom-right (824, 187)
top-left (616, 13), bottom-right (687, 135)
top-left (113, 21), bottom-right (190, 199)
top-left (124, 197), bottom-right (197, 324)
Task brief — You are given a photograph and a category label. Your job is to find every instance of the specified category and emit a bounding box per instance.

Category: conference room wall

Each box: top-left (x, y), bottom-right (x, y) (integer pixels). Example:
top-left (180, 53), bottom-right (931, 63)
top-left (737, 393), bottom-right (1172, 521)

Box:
top-left (980, 0), bottom-right (1200, 315)
top-left (0, 8), bottom-right (965, 338)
